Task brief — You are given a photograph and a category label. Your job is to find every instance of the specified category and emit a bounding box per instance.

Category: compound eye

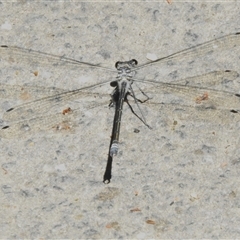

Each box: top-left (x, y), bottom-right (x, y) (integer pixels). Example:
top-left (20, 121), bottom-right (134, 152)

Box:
top-left (131, 59), bottom-right (138, 66)
top-left (115, 61), bottom-right (120, 69)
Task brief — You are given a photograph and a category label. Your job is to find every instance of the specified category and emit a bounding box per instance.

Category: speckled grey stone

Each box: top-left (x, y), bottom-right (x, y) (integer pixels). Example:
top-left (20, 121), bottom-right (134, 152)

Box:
top-left (0, 2), bottom-right (240, 239)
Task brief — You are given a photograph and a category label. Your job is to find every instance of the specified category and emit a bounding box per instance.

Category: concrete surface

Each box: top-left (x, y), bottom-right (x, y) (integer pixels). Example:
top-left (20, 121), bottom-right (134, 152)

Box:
top-left (0, 2), bottom-right (240, 239)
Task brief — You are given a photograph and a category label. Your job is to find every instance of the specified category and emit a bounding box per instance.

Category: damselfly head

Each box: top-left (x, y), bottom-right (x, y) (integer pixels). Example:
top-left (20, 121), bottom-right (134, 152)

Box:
top-left (115, 59), bottom-right (138, 79)
top-left (115, 59), bottom-right (138, 69)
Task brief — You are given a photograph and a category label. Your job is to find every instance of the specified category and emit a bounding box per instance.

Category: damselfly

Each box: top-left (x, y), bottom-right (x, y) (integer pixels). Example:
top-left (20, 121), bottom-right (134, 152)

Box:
top-left (0, 32), bottom-right (240, 183)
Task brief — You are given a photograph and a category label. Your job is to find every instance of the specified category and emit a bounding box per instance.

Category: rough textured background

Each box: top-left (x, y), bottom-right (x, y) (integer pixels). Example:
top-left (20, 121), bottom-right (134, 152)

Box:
top-left (0, 2), bottom-right (240, 238)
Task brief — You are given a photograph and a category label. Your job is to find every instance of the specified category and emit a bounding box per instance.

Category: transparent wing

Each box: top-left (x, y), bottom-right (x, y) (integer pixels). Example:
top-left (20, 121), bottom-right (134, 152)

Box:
top-left (172, 70), bottom-right (239, 87)
top-left (131, 70), bottom-right (240, 125)
top-left (0, 84), bottom-right (66, 100)
top-left (1, 80), bottom-right (112, 122)
top-left (0, 100), bottom-right (109, 139)
top-left (0, 45), bottom-right (115, 89)
top-left (143, 100), bottom-right (239, 129)
top-left (0, 45), bottom-right (115, 72)
top-left (135, 32), bottom-right (240, 79)
top-left (0, 82), bottom-right (112, 138)
top-left (0, 45), bottom-right (116, 139)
